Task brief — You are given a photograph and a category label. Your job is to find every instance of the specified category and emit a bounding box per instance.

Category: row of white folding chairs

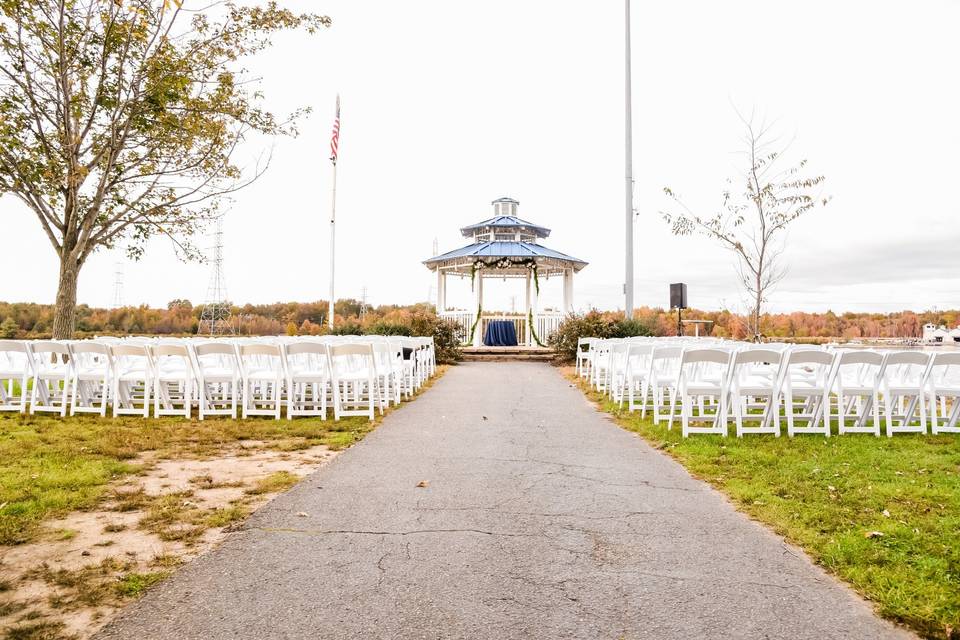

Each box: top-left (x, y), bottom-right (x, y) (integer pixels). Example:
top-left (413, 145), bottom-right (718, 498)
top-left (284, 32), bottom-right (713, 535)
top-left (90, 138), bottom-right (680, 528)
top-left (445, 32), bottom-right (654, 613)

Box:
top-left (0, 336), bottom-right (436, 422)
top-left (578, 338), bottom-right (960, 437)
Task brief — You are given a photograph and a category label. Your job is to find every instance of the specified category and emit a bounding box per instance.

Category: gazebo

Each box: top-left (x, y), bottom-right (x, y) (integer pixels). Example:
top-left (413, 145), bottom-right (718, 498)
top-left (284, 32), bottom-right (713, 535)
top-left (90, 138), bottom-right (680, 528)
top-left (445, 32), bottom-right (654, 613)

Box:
top-left (424, 197), bottom-right (588, 347)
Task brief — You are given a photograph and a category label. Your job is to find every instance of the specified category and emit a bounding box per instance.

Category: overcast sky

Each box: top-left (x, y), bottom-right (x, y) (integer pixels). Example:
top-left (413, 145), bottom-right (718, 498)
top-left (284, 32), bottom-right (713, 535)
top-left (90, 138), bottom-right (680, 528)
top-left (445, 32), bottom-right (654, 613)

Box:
top-left (2, 0), bottom-right (959, 314)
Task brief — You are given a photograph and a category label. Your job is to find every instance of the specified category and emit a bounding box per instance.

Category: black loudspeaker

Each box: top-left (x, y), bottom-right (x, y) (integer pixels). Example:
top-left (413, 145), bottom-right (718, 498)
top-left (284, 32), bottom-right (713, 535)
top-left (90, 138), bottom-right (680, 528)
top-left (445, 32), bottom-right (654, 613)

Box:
top-left (670, 283), bottom-right (688, 309)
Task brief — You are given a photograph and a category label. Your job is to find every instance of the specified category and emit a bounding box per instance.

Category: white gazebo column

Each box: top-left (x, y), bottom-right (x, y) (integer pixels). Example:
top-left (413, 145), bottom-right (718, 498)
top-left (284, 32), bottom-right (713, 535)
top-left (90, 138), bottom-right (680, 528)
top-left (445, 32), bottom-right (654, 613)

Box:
top-left (524, 271), bottom-right (532, 346)
top-left (530, 270), bottom-right (540, 346)
top-left (436, 269), bottom-right (446, 313)
top-left (472, 273), bottom-right (484, 347)
top-left (562, 268), bottom-right (574, 314)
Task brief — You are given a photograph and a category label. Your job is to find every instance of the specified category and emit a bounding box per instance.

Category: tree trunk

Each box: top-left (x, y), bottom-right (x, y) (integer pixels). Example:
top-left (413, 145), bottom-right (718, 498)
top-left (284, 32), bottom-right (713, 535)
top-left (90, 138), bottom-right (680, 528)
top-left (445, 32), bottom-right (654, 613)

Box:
top-left (753, 271), bottom-right (763, 342)
top-left (52, 259), bottom-right (80, 339)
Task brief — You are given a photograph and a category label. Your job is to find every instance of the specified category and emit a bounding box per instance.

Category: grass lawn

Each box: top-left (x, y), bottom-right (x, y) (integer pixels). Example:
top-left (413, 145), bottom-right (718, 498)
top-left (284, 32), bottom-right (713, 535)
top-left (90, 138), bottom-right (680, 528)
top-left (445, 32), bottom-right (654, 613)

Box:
top-left (573, 375), bottom-right (960, 640)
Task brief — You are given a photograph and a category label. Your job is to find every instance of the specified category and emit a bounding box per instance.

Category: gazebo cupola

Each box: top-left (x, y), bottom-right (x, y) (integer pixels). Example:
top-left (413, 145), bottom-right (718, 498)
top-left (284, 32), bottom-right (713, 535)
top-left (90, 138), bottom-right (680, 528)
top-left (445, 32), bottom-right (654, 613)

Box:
top-left (424, 197), bottom-right (588, 347)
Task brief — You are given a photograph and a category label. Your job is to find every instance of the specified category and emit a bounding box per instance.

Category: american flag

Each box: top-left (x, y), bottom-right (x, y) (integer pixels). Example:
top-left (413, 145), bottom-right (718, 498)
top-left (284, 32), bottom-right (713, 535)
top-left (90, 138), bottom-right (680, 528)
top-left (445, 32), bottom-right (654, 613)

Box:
top-left (329, 95), bottom-right (341, 165)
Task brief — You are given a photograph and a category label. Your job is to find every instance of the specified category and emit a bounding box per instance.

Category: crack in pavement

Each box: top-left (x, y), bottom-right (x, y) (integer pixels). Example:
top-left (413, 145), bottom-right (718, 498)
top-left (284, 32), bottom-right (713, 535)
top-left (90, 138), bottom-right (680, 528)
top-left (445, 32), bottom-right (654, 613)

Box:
top-left (412, 505), bottom-right (662, 521)
top-left (255, 526), bottom-right (541, 539)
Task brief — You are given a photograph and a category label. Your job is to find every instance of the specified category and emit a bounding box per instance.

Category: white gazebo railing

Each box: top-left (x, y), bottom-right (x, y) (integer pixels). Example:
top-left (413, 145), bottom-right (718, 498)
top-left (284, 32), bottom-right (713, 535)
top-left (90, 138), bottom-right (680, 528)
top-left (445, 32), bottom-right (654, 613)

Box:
top-left (440, 311), bottom-right (565, 347)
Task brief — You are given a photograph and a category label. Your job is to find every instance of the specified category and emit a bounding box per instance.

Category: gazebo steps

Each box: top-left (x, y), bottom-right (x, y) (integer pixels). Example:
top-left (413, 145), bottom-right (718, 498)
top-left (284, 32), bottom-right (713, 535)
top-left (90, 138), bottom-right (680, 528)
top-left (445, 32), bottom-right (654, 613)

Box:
top-left (460, 346), bottom-right (555, 362)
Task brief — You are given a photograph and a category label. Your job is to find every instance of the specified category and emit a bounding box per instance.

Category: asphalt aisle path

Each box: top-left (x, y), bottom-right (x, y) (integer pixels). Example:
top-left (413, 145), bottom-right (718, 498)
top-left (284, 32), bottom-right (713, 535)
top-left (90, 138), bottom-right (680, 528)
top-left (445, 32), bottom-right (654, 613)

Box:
top-left (97, 362), bottom-right (913, 639)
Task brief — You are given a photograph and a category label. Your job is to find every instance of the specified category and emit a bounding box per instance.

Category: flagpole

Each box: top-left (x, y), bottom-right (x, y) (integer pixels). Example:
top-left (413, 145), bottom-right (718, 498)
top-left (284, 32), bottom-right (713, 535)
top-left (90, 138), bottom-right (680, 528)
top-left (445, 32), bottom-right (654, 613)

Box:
top-left (328, 159), bottom-right (337, 330)
top-left (327, 95), bottom-right (340, 330)
top-left (624, 0), bottom-right (635, 320)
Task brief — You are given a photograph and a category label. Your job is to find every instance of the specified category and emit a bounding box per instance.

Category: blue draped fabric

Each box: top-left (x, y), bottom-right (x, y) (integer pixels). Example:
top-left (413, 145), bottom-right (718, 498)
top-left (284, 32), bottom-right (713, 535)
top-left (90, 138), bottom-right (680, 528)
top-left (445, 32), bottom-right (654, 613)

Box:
top-left (484, 320), bottom-right (518, 347)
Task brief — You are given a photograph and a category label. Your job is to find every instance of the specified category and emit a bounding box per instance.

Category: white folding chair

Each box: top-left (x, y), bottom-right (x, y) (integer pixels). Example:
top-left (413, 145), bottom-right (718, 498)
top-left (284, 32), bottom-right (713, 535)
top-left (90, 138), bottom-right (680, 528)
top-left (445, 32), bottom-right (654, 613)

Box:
top-left (880, 351), bottom-right (932, 437)
top-left (193, 342), bottom-right (240, 420)
top-left (677, 348), bottom-right (732, 437)
top-left (780, 350), bottom-right (835, 437)
top-left (152, 343), bottom-right (195, 418)
top-left (591, 339), bottom-right (614, 393)
top-left (328, 343), bottom-right (378, 421)
top-left (624, 343), bottom-right (654, 414)
top-left (608, 341), bottom-right (630, 402)
top-left (421, 336), bottom-right (437, 377)
top-left (831, 351), bottom-right (884, 436)
top-left (649, 346), bottom-right (683, 426)
top-left (386, 338), bottom-right (407, 405)
top-left (374, 339), bottom-right (405, 407)
top-left (927, 352), bottom-right (960, 434)
top-left (728, 348), bottom-right (783, 437)
top-left (68, 341), bottom-right (112, 416)
top-left (0, 340), bottom-right (33, 413)
top-left (238, 343), bottom-right (284, 420)
top-left (397, 338), bottom-right (421, 398)
top-left (29, 341), bottom-right (72, 416)
top-left (576, 337), bottom-right (595, 379)
top-left (111, 343), bottom-right (153, 417)
top-left (284, 341), bottom-right (330, 419)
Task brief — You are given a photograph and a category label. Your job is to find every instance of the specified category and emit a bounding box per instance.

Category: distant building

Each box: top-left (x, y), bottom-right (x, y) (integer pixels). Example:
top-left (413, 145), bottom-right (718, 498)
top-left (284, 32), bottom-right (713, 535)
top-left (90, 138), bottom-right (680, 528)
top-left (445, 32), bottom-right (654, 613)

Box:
top-left (922, 323), bottom-right (960, 344)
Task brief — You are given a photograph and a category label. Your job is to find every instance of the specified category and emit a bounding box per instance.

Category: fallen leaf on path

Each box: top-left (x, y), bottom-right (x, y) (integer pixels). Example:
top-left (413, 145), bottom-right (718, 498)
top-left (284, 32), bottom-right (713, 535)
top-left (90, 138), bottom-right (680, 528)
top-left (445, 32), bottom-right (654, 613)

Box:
top-left (864, 530), bottom-right (884, 539)
top-left (296, 512), bottom-right (309, 517)
top-left (416, 481), bottom-right (429, 488)
top-left (482, 416), bottom-right (488, 421)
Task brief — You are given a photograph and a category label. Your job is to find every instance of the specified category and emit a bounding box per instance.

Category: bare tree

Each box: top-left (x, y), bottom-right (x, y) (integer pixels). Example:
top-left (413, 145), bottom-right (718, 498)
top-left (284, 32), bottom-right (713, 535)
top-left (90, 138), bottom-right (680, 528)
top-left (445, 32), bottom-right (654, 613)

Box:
top-left (0, 0), bottom-right (330, 338)
top-left (661, 115), bottom-right (830, 340)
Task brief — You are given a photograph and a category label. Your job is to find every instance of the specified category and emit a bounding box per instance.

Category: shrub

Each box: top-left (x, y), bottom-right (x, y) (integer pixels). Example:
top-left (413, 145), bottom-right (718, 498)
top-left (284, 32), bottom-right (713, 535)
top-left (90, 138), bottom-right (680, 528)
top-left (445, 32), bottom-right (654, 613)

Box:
top-left (331, 316), bottom-right (460, 364)
top-left (609, 318), bottom-right (655, 339)
top-left (0, 317), bottom-right (18, 339)
top-left (331, 322), bottom-right (364, 336)
top-left (548, 310), bottom-right (655, 362)
top-left (366, 322), bottom-right (411, 336)
top-left (431, 318), bottom-right (462, 364)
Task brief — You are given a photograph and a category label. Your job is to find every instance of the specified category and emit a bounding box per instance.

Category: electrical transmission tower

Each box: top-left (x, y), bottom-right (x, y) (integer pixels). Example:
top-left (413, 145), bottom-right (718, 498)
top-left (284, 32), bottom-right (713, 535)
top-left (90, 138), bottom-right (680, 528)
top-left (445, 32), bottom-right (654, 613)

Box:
top-left (197, 217), bottom-right (233, 336)
top-left (360, 286), bottom-right (368, 319)
top-left (110, 262), bottom-right (124, 309)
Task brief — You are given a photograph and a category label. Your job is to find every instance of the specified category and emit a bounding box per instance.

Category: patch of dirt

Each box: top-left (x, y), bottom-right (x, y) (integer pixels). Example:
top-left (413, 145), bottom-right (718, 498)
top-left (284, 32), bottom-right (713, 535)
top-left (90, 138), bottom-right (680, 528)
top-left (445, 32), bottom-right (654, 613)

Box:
top-left (0, 443), bottom-right (337, 639)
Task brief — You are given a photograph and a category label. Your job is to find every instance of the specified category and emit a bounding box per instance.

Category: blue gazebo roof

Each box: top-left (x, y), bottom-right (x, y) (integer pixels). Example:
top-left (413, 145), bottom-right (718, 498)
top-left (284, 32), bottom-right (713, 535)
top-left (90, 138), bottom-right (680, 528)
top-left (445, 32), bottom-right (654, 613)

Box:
top-left (424, 241), bottom-right (587, 273)
top-left (459, 215), bottom-right (551, 239)
top-left (425, 197), bottom-right (588, 276)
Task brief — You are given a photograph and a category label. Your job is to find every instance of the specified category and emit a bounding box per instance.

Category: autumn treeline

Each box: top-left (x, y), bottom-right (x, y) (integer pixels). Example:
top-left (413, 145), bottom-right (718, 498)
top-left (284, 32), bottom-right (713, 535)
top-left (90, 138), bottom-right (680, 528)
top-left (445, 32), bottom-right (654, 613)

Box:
top-left (628, 307), bottom-right (956, 341)
top-left (0, 300), bottom-right (955, 341)
top-left (0, 299), bottom-right (438, 339)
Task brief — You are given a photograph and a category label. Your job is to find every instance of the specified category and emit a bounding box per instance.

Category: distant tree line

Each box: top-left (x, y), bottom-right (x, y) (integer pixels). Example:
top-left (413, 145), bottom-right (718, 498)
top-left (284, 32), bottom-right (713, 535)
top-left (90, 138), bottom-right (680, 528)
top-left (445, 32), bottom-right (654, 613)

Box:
top-left (0, 301), bottom-right (953, 342)
top-left (0, 299), bottom-right (436, 339)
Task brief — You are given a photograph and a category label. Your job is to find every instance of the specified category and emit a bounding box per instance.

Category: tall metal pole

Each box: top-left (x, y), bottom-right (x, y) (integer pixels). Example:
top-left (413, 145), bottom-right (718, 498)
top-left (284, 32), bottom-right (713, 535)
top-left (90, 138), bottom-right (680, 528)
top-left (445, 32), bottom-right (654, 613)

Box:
top-left (624, 0), bottom-right (635, 319)
top-left (328, 95), bottom-right (340, 330)
top-left (328, 160), bottom-right (337, 330)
